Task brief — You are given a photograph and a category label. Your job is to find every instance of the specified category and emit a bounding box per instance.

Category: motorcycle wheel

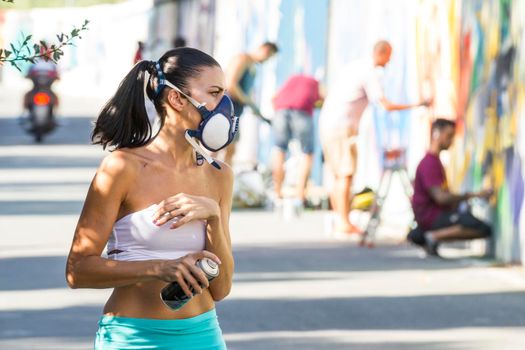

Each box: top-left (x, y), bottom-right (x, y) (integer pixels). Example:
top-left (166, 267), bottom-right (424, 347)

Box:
top-left (34, 131), bottom-right (44, 143)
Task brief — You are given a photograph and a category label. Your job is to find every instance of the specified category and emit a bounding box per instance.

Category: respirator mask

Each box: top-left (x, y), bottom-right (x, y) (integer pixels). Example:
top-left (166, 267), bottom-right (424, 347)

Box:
top-left (152, 62), bottom-right (239, 169)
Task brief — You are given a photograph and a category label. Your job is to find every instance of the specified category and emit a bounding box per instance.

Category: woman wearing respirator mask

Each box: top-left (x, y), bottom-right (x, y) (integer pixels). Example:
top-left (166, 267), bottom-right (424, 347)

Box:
top-left (66, 48), bottom-right (235, 349)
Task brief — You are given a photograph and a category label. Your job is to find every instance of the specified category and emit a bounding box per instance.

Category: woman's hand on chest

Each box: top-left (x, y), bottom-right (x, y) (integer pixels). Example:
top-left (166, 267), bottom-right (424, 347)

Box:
top-left (151, 193), bottom-right (221, 229)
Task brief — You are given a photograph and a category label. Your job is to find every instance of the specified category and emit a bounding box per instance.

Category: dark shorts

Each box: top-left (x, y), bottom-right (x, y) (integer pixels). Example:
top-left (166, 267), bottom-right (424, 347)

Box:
top-left (408, 210), bottom-right (491, 246)
top-left (272, 109), bottom-right (314, 154)
top-left (431, 210), bottom-right (491, 237)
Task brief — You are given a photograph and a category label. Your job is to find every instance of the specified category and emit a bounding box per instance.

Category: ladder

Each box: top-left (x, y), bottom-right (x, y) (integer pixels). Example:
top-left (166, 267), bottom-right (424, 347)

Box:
top-left (360, 148), bottom-right (413, 247)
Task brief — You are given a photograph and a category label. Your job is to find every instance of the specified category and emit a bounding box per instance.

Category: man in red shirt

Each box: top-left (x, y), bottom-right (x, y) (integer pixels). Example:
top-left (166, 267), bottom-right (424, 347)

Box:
top-left (409, 118), bottom-right (492, 256)
top-left (272, 74), bottom-right (323, 204)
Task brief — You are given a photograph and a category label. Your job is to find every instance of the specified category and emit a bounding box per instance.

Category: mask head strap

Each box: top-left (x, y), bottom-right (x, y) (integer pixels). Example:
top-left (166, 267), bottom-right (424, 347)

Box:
top-left (154, 61), bottom-right (206, 109)
top-left (154, 62), bottom-right (165, 99)
top-left (164, 80), bottom-right (205, 109)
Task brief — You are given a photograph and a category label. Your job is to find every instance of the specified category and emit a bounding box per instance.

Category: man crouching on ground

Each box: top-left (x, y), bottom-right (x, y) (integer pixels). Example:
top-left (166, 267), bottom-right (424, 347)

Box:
top-left (409, 118), bottom-right (492, 257)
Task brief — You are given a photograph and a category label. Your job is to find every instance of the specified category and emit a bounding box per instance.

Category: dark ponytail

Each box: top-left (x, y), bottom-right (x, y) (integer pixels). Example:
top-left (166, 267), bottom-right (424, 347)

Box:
top-left (92, 47), bottom-right (220, 150)
top-left (92, 60), bottom-right (155, 149)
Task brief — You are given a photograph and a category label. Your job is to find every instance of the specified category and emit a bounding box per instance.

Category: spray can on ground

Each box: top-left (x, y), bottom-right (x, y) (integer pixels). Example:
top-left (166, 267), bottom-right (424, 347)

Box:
top-left (160, 258), bottom-right (220, 311)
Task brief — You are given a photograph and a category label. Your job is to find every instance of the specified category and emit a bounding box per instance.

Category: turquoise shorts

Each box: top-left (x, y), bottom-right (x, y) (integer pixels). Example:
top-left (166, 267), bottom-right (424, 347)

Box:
top-left (94, 309), bottom-right (226, 350)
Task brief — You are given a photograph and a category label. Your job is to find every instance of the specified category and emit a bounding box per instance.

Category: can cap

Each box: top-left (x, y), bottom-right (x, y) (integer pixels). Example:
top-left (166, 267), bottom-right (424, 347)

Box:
top-left (199, 258), bottom-right (219, 278)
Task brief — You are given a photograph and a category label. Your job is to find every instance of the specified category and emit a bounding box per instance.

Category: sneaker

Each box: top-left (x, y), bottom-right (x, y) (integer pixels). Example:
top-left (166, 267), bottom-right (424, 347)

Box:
top-left (423, 232), bottom-right (440, 257)
top-left (406, 227), bottom-right (425, 247)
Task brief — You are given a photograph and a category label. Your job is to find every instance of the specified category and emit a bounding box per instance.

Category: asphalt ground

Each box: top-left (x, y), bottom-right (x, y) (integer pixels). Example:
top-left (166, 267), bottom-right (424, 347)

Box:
top-left (1, 111), bottom-right (525, 349)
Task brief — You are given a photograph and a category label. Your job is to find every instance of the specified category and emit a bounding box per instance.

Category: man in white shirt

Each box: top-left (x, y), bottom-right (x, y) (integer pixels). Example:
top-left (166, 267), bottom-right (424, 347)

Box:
top-left (320, 40), bottom-right (430, 234)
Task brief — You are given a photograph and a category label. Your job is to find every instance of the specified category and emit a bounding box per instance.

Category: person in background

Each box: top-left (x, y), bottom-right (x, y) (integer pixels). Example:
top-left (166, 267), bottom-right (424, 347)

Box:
top-left (133, 41), bottom-right (144, 64)
top-left (271, 73), bottom-right (323, 208)
top-left (319, 40), bottom-right (430, 234)
top-left (223, 41), bottom-right (279, 165)
top-left (23, 42), bottom-right (60, 114)
top-left (409, 118), bottom-right (492, 257)
top-left (173, 36), bottom-right (187, 48)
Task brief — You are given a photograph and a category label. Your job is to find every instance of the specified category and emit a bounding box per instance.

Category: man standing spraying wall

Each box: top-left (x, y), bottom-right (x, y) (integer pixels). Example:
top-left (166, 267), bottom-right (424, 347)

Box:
top-left (320, 40), bottom-right (430, 234)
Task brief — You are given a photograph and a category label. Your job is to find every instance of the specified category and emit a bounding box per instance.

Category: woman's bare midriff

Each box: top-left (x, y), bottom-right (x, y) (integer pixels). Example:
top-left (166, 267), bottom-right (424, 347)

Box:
top-left (103, 280), bottom-right (215, 319)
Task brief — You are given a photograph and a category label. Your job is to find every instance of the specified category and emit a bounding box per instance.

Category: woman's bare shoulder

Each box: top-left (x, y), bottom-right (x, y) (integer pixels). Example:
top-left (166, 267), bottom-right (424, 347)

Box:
top-left (207, 160), bottom-right (234, 189)
top-left (96, 148), bottom-right (148, 181)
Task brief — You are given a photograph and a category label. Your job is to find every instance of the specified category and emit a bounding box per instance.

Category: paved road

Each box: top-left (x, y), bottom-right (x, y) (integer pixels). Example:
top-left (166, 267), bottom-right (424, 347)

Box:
top-left (1, 115), bottom-right (525, 349)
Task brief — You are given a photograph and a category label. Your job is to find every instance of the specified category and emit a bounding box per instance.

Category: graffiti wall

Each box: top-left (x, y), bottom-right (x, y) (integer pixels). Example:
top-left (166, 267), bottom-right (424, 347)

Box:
top-left (453, 0), bottom-right (525, 263)
top-left (416, 0), bottom-right (525, 263)
top-left (326, 0), bottom-right (525, 263)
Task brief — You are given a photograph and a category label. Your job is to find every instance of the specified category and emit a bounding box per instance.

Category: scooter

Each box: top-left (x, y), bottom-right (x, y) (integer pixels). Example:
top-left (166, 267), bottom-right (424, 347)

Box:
top-left (23, 62), bottom-right (59, 143)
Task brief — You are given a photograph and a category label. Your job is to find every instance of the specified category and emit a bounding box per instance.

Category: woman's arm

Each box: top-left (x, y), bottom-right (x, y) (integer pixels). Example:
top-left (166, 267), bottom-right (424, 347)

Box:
top-left (65, 153), bottom-right (215, 294)
top-left (66, 152), bottom-right (149, 289)
top-left (205, 163), bottom-right (234, 301)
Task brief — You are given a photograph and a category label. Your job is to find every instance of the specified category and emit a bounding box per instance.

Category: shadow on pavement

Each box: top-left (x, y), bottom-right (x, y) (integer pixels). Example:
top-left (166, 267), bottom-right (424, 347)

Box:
top-left (0, 200), bottom-right (83, 215)
top-left (217, 290), bottom-right (525, 332)
top-left (232, 244), bottom-right (468, 274)
top-left (0, 155), bottom-right (102, 169)
top-left (0, 256), bottom-right (68, 291)
top-left (225, 338), bottom-right (475, 350)
top-left (0, 116), bottom-right (95, 146)
top-left (0, 242), bottom-right (473, 293)
top-left (0, 306), bottom-right (101, 340)
top-left (0, 181), bottom-right (90, 189)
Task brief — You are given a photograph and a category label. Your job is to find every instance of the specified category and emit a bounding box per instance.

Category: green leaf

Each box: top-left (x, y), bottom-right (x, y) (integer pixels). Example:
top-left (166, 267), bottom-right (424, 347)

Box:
top-left (10, 61), bottom-right (21, 71)
top-left (0, 18), bottom-right (89, 66)
top-left (22, 34), bottom-right (31, 45)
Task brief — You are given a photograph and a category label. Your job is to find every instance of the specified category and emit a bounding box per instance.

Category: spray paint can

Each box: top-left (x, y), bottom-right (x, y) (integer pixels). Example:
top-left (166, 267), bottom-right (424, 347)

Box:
top-left (160, 258), bottom-right (220, 311)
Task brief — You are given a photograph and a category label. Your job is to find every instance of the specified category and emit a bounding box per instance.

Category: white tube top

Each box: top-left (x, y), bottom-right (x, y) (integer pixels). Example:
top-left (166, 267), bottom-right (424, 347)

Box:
top-left (106, 204), bottom-right (206, 261)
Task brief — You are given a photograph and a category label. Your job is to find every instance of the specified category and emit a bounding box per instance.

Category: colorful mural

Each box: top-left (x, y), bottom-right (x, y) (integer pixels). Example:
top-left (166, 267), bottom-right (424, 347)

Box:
top-left (326, 0), bottom-right (524, 263)
top-left (455, 0), bottom-right (525, 262)
top-left (413, 0), bottom-right (525, 263)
